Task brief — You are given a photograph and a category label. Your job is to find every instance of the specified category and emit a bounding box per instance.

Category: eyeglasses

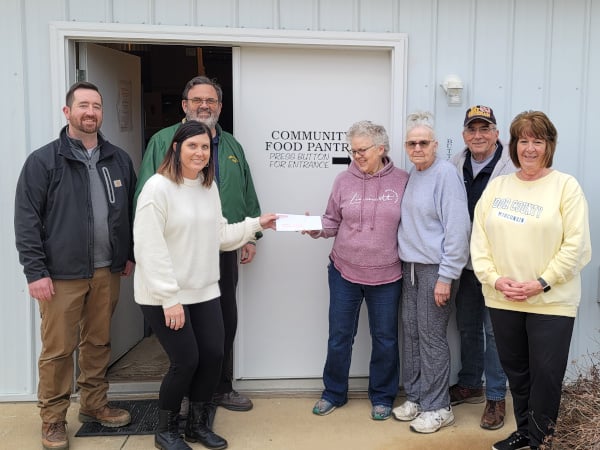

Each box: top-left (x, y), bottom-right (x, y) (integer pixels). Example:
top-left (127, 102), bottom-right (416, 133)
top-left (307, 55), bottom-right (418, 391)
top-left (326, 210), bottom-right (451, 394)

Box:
top-left (185, 97), bottom-right (219, 106)
top-left (405, 140), bottom-right (433, 149)
top-left (347, 145), bottom-right (375, 157)
top-left (464, 126), bottom-right (496, 136)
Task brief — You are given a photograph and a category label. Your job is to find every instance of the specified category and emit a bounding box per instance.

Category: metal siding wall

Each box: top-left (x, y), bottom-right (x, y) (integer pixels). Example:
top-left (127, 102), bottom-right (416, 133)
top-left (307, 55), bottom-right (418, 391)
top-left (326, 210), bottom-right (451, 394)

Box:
top-left (3, 0), bottom-right (599, 398)
top-left (510, 0), bottom-right (549, 117)
top-left (1, 0), bottom-right (36, 399)
top-left (279, 0), bottom-right (317, 30)
top-left (239, 0), bottom-right (276, 29)
top-left (434, 0), bottom-right (471, 157)
top-left (67, 0), bottom-right (110, 22)
top-left (113, 0), bottom-right (152, 24)
top-left (547, 1), bottom-right (587, 177)
top-left (319, 0), bottom-right (356, 31)
top-left (358, 0), bottom-right (396, 32)
top-left (470, 0), bottom-right (512, 135)
top-left (154, 0), bottom-right (194, 26)
top-left (196, 0), bottom-right (236, 27)
top-left (397, 0), bottom-right (437, 122)
top-left (568, 0), bottom-right (599, 361)
top-left (24, 0), bottom-right (66, 149)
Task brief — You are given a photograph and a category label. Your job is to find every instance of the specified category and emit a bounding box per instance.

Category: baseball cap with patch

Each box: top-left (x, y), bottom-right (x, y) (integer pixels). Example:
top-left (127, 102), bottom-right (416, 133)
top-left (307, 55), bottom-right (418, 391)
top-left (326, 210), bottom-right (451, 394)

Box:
top-left (464, 105), bottom-right (496, 126)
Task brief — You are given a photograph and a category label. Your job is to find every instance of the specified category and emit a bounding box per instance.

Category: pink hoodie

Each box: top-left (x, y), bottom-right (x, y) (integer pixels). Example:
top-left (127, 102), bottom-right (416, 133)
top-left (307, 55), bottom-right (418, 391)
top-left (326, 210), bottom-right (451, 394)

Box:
top-left (321, 158), bottom-right (409, 285)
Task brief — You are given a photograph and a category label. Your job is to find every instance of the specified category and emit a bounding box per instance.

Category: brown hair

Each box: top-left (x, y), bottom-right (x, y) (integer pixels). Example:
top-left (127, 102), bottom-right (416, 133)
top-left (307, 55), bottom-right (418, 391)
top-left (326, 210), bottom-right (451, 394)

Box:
top-left (157, 121), bottom-right (214, 187)
top-left (508, 110), bottom-right (557, 168)
top-left (65, 81), bottom-right (102, 107)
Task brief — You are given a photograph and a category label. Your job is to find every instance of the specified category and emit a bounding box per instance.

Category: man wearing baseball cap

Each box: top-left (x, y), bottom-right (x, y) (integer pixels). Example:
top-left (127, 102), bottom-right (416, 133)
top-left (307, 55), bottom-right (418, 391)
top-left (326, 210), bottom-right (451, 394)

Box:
top-left (449, 105), bottom-right (516, 430)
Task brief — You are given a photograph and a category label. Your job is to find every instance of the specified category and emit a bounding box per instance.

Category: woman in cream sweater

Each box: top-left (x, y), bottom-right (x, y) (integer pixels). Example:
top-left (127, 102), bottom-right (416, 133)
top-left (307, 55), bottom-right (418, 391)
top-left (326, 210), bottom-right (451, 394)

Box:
top-left (134, 121), bottom-right (276, 450)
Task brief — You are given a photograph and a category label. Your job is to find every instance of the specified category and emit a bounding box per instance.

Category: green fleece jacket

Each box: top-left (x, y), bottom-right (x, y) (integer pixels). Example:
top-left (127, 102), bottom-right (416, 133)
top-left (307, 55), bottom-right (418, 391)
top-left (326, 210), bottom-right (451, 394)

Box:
top-left (134, 121), bottom-right (262, 239)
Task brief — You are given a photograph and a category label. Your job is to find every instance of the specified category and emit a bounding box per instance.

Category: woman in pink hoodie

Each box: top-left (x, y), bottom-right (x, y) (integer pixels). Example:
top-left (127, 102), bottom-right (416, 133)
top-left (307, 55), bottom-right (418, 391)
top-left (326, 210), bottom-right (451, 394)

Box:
top-left (305, 120), bottom-right (409, 421)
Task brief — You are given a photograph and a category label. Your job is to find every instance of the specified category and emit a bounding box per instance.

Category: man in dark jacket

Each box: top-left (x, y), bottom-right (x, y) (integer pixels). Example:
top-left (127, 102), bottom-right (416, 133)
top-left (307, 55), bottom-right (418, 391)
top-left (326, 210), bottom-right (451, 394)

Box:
top-left (449, 105), bottom-right (515, 431)
top-left (14, 81), bottom-right (136, 450)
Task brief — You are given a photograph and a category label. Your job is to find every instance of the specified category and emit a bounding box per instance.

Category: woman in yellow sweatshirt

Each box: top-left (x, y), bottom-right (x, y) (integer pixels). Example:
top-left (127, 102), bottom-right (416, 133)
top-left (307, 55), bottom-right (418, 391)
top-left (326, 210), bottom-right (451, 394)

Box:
top-left (471, 111), bottom-right (591, 450)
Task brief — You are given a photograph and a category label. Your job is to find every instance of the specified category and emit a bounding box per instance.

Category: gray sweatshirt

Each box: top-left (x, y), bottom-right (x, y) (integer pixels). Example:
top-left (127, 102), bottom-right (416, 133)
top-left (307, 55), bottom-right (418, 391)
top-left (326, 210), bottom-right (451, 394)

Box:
top-left (397, 157), bottom-right (470, 282)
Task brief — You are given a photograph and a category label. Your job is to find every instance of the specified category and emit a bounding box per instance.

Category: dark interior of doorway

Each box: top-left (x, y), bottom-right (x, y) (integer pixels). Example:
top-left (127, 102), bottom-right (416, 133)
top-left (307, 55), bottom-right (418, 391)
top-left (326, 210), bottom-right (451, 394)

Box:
top-left (101, 43), bottom-right (233, 147)
top-left (101, 43), bottom-right (233, 384)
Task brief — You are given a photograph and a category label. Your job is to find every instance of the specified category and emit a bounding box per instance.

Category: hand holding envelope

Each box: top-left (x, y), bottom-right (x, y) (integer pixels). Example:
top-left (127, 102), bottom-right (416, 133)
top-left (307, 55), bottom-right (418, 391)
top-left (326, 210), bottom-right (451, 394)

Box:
top-left (275, 214), bottom-right (322, 232)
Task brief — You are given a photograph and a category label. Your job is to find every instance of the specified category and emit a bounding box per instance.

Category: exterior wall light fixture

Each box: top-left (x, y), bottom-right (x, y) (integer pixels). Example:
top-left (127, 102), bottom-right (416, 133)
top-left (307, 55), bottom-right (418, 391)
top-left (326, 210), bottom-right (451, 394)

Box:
top-left (441, 75), bottom-right (464, 106)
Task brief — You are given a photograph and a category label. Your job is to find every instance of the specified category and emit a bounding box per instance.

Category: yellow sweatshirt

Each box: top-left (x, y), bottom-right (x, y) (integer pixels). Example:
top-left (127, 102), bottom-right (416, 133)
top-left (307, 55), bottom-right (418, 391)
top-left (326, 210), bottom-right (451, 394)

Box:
top-left (471, 170), bottom-right (591, 317)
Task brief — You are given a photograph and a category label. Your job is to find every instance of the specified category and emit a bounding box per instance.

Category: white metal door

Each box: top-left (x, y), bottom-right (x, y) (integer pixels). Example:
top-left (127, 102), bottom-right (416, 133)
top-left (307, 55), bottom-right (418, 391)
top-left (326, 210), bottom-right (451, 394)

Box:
top-left (78, 43), bottom-right (144, 364)
top-left (234, 45), bottom-right (400, 379)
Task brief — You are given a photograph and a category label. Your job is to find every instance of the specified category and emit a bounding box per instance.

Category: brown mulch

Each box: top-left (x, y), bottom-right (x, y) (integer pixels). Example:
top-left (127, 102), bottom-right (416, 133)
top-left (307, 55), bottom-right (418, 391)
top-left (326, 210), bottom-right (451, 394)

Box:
top-left (553, 354), bottom-right (600, 450)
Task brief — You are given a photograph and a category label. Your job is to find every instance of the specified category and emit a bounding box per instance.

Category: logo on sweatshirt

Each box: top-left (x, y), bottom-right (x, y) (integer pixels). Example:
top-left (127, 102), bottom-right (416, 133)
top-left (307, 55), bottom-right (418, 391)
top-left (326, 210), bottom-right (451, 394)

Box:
top-left (349, 189), bottom-right (400, 205)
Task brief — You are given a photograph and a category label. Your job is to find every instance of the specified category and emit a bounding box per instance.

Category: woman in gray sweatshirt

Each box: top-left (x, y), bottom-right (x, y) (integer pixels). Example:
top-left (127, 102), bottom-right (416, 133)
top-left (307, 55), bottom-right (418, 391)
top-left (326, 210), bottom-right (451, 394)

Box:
top-left (393, 112), bottom-right (470, 434)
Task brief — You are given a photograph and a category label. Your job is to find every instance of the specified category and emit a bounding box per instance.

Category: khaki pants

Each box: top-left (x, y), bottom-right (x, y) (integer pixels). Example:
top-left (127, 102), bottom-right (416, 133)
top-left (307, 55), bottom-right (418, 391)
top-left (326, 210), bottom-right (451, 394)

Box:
top-left (37, 268), bottom-right (120, 422)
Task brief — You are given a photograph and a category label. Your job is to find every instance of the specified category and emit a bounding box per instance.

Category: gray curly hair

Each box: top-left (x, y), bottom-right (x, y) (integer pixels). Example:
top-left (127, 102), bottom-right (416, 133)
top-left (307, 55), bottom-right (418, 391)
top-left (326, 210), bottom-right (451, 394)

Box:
top-left (346, 120), bottom-right (390, 155)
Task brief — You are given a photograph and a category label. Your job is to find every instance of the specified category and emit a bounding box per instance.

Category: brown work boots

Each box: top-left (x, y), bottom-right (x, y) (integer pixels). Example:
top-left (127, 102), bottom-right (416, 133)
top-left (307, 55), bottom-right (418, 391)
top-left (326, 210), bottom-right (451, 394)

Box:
top-left (480, 399), bottom-right (506, 430)
top-left (78, 404), bottom-right (131, 428)
top-left (449, 384), bottom-right (485, 405)
top-left (41, 421), bottom-right (68, 450)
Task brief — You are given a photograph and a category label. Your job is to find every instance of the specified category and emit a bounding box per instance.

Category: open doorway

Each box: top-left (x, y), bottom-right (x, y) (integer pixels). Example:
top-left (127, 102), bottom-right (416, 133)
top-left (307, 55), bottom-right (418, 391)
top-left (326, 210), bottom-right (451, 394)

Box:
top-left (92, 43), bottom-right (233, 386)
top-left (100, 43), bottom-right (233, 145)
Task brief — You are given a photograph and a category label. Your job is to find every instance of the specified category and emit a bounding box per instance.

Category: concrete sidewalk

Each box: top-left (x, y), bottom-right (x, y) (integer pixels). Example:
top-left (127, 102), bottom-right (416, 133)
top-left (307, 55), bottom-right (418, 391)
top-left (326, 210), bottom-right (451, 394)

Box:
top-left (0, 395), bottom-right (513, 450)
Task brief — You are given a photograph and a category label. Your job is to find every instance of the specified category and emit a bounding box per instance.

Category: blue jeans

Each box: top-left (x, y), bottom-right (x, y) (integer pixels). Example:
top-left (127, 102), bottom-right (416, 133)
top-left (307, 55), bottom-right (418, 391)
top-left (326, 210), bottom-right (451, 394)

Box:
top-left (455, 269), bottom-right (506, 400)
top-left (321, 262), bottom-right (401, 408)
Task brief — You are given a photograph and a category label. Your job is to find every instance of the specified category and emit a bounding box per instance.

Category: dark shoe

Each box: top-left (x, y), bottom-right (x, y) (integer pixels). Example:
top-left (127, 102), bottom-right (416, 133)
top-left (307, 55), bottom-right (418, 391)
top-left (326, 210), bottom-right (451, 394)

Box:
top-left (215, 390), bottom-right (253, 412)
top-left (481, 399), bottom-right (505, 430)
top-left (449, 384), bottom-right (485, 406)
top-left (179, 396), bottom-right (190, 420)
top-left (156, 409), bottom-right (192, 450)
top-left (78, 404), bottom-right (131, 428)
top-left (492, 431), bottom-right (530, 450)
top-left (41, 421), bottom-right (69, 450)
top-left (205, 397), bottom-right (218, 429)
top-left (185, 401), bottom-right (228, 449)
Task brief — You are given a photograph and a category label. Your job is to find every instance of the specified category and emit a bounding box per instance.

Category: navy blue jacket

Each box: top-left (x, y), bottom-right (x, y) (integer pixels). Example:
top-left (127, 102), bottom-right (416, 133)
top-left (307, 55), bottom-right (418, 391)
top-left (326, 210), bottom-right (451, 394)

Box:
top-left (14, 126), bottom-right (136, 283)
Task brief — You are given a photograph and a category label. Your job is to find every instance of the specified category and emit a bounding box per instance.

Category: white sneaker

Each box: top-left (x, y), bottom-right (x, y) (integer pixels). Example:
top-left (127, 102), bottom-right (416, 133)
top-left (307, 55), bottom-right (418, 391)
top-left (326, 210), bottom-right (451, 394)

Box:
top-left (392, 400), bottom-right (422, 421)
top-left (409, 407), bottom-right (455, 433)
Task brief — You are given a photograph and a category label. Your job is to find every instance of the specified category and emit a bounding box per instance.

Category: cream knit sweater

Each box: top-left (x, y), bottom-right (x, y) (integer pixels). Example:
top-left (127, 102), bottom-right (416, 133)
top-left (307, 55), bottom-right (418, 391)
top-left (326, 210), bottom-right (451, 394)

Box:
top-left (133, 174), bottom-right (262, 309)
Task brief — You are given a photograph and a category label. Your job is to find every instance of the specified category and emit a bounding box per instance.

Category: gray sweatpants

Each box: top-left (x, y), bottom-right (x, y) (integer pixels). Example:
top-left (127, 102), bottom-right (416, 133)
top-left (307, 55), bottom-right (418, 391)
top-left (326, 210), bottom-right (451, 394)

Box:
top-left (401, 262), bottom-right (453, 411)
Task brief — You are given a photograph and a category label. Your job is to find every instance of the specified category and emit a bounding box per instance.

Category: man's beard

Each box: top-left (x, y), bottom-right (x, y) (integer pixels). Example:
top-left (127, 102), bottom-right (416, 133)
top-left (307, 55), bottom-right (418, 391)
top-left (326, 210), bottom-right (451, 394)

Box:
top-left (187, 110), bottom-right (218, 130)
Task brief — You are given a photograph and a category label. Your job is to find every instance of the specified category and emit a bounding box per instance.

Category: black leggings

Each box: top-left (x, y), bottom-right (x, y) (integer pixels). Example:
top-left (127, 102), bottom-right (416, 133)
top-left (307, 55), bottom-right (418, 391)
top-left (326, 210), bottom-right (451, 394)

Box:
top-left (140, 299), bottom-right (224, 412)
top-left (489, 308), bottom-right (574, 448)
top-left (217, 250), bottom-right (238, 393)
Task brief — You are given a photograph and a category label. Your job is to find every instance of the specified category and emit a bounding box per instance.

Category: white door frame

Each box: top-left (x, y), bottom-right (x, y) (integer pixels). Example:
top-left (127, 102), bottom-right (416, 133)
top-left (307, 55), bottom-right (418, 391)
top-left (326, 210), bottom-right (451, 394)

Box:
top-left (49, 22), bottom-right (407, 154)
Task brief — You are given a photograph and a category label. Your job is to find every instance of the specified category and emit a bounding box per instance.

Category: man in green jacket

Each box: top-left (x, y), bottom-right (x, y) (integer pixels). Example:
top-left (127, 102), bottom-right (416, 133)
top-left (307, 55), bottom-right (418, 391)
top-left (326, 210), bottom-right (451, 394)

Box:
top-left (135, 76), bottom-right (261, 417)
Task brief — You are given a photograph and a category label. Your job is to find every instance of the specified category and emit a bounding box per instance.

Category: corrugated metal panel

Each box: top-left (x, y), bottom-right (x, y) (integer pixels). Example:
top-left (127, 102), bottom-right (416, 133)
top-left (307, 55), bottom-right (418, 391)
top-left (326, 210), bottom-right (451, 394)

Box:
top-left (319, 0), bottom-right (355, 31)
top-left (239, 0), bottom-right (276, 29)
top-left (1, 0), bottom-right (36, 399)
top-left (279, 0), bottom-right (317, 30)
top-left (196, 0), bottom-right (236, 27)
top-left (113, 0), bottom-right (152, 25)
top-left (510, 0), bottom-right (549, 114)
top-left (2, 0), bottom-right (599, 398)
top-left (154, 0), bottom-right (194, 26)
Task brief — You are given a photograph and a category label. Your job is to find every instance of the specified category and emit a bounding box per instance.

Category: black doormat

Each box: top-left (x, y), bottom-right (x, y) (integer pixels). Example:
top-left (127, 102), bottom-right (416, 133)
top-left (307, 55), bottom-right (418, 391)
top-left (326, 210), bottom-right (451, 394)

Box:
top-left (75, 399), bottom-right (162, 437)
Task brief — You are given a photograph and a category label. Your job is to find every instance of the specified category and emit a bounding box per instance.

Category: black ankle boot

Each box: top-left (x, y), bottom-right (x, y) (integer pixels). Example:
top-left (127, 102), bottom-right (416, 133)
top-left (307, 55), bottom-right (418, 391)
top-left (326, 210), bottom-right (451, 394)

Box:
top-left (185, 401), bottom-right (228, 449)
top-left (204, 397), bottom-right (218, 429)
top-left (155, 409), bottom-right (192, 450)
